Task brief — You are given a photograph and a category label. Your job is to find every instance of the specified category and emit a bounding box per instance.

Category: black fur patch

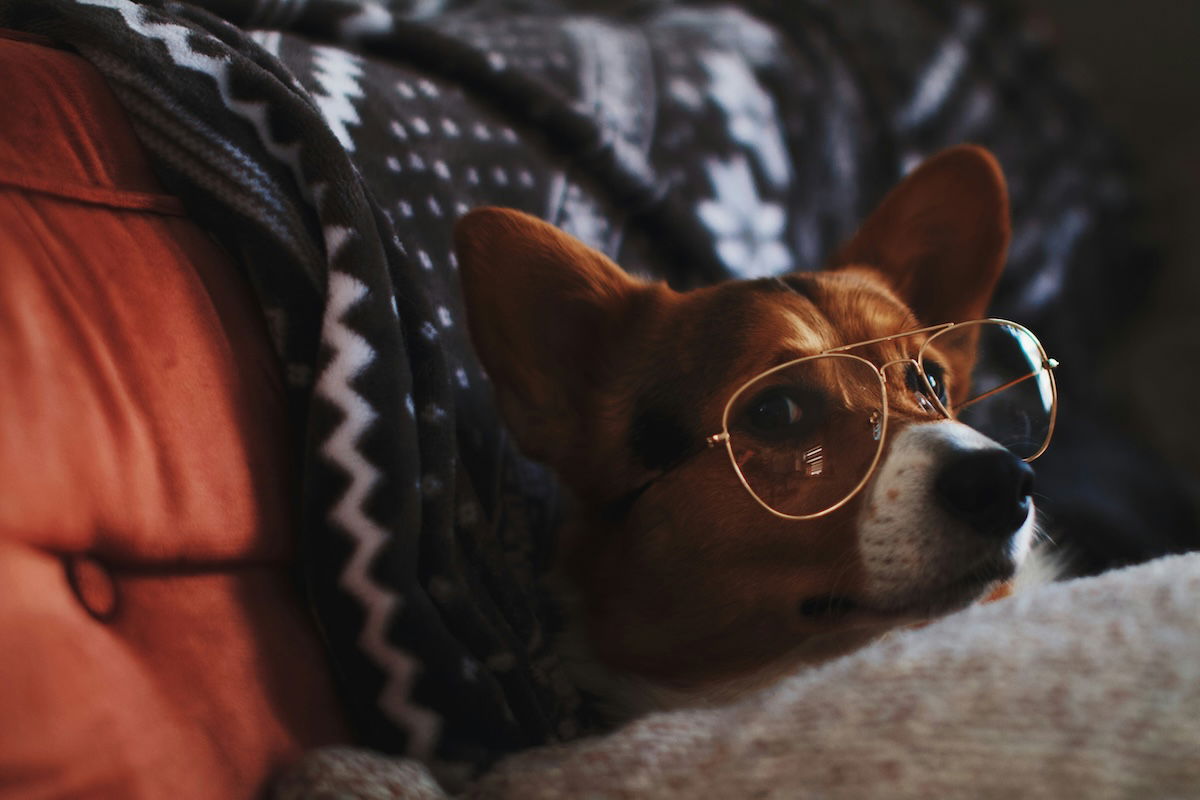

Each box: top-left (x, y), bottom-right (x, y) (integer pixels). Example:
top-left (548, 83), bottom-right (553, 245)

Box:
top-left (629, 403), bottom-right (694, 472)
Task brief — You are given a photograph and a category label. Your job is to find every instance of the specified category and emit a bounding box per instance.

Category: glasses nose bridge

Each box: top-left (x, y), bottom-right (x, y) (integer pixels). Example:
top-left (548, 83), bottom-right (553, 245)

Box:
top-left (876, 356), bottom-right (949, 419)
top-left (877, 356), bottom-right (919, 372)
top-left (876, 356), bottom-right (920, 393)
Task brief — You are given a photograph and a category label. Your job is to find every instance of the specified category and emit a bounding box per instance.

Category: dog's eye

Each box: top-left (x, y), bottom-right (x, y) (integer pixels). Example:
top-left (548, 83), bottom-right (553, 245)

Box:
top-left (741, 386), bottom-right (823, 438)
top-left (906, 362), bottom-right (948, 406)
top-left (924, 361), bottom-right (949, 405)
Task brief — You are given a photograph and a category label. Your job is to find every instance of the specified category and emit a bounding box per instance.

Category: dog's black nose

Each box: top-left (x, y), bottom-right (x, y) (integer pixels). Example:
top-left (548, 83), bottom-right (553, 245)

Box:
top-left (934, 449), bottom-right (1034, 538)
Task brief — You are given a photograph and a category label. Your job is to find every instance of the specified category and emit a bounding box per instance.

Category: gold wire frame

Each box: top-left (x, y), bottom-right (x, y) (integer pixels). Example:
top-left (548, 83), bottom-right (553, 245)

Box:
top-left (704, 318), bottom-right (1059, 520)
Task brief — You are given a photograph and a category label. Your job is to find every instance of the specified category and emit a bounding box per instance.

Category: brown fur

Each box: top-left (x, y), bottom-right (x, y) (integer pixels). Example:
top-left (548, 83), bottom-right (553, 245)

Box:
top-left (454, 146), bottom-right (1011, 696)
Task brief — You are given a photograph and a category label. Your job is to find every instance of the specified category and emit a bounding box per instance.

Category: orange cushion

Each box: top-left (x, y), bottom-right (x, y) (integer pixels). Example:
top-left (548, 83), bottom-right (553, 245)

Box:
top-left (0, 31), bottom-right (348, 798)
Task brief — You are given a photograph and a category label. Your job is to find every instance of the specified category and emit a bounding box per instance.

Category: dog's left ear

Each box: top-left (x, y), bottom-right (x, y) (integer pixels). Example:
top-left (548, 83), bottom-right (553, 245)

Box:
top-left (453, 207), bottom-right (651, 481)
top-left (831, 145), bottom-right (1010, 324)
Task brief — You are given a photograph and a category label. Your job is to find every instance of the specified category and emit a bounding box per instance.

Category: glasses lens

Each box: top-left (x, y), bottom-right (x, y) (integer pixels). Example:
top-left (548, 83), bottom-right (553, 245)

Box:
top-left (922, 321), bottom-right (1055, 460)
top-left (726, 355), bottom-right (885, 517)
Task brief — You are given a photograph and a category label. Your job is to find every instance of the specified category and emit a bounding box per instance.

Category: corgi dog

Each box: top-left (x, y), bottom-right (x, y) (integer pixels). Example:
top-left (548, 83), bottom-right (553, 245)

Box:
top-left (453, 145), bottom-right (1057, 717)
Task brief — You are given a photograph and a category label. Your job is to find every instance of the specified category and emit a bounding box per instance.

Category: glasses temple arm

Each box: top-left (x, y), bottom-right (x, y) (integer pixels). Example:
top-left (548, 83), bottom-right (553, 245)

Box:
top-left (952, 361), bottom-right (1056, 413)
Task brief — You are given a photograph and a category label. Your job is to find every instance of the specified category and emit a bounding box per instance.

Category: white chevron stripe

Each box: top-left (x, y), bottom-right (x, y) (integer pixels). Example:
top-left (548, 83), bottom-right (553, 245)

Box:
top-left (247, 30), bottom-right (284, 57)
top-left (324, 224), bottom-right (354, 261)
top-left (310, 46), bottom-right (365, 152)
top-left (317, 269), bottom-right (441, 760)
top-left (78, 0), bottom-right (307, 195)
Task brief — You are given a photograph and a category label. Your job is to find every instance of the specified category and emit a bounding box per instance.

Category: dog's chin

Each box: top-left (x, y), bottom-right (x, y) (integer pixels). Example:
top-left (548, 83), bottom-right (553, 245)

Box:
top-left (798, 553), bottom-right (1018, 626)
top-left (869, 552), bottom-right (1018, 618)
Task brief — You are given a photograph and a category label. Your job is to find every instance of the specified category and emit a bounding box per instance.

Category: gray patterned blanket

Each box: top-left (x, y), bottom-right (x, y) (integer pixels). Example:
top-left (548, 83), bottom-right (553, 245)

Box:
top-left (3, 0), bottom-right (1195, 783)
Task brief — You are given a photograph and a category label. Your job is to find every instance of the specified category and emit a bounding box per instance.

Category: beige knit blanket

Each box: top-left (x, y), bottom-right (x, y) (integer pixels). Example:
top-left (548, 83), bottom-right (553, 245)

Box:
top-left (278, 553), bottom-right (1200, 799)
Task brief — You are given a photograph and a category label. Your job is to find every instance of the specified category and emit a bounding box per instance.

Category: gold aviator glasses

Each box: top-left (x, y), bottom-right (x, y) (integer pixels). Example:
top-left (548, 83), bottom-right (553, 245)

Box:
top-left (703, 319), bottom-right (1059, 520)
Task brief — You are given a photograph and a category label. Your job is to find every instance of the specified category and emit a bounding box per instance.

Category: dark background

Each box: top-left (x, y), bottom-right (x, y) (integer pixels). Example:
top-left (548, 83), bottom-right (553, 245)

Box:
top-left (1039, 0), bottom-right (1200, 515)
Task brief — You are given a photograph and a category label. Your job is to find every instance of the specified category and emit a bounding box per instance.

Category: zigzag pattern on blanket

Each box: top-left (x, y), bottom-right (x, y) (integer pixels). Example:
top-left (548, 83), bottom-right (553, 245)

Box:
top-left (4, 0), bottom-right (1190, 782)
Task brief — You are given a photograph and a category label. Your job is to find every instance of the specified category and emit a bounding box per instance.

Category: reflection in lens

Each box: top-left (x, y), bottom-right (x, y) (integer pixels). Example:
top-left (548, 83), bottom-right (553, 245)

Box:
top-left (923, 321), bottom-right (1054, 460)
top-left (727, 355), bottom-right (885, 517)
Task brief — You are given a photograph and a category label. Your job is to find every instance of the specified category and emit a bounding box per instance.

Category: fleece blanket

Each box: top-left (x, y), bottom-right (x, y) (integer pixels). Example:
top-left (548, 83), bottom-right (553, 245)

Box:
top-left (4, 0), bottom-right (1196, 782)
top-left (276, 554), bottom-right (1200, 798)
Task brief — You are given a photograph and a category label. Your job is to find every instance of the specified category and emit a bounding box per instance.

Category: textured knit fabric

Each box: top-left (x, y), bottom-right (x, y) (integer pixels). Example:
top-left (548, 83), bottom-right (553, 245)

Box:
top-left (277, 553), bottom-right (1200, 799)
top-left (0, 30), bottom-right (348, 799)
top-left (1, 0), bottom-right (1195, 782)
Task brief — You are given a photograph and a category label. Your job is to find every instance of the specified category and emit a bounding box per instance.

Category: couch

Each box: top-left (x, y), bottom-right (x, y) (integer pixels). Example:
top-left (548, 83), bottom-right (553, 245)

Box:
top-left (0, 30), bottom-right (347, 798)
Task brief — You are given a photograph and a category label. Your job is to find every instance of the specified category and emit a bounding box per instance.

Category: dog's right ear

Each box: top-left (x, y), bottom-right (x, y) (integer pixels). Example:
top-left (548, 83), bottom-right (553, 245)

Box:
top-left (454, 208), bottom-right (647, 468)
top-left (830, 145), bottom-right (1010, 325)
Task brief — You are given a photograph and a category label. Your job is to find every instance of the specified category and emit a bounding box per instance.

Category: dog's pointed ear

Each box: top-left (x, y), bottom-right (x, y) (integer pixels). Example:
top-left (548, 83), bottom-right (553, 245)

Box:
top-left (454, 207), bottom-right (645, 466)
top-left (830, 145), bottom-right (1010, 324)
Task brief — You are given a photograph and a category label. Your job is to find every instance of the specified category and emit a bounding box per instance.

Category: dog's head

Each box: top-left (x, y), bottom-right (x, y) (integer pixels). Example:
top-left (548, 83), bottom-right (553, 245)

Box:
top-left (455, 146), bottom-right (1041, 701)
